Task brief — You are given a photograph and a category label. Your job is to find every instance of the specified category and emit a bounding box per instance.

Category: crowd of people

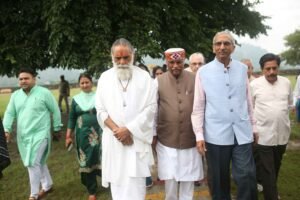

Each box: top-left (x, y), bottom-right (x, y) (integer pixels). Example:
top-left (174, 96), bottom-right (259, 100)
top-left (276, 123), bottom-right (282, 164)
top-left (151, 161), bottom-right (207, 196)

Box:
top-left (0, 30), bottom-right (298, 200)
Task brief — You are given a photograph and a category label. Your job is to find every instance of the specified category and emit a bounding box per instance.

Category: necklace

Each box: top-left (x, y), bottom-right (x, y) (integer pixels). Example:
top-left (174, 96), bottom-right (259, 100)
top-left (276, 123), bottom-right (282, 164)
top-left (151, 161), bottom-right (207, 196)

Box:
top-left (119, 79), bottom-right (130, 92)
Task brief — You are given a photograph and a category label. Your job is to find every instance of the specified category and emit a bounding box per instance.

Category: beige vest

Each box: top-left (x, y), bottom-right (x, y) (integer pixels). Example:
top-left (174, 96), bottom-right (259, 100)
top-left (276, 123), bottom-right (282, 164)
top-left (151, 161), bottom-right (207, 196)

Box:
top-left (157, 71), bottom-right (196, 149)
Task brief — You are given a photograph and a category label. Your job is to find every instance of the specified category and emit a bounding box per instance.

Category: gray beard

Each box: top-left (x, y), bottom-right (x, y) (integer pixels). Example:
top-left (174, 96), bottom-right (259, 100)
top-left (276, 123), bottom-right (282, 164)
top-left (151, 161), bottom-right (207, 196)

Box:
top-left (114, 63), bottom-right (133, 81)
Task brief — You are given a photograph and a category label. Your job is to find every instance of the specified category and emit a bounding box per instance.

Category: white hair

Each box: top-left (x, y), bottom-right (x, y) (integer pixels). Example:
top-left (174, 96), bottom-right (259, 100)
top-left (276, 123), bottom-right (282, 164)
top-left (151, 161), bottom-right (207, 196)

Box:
top-left (213, 30), bottom-right (235, 46)
top-left (189, 52), bottom-right (206, 64)
top-left (113, 56), bottom-right (134, 80)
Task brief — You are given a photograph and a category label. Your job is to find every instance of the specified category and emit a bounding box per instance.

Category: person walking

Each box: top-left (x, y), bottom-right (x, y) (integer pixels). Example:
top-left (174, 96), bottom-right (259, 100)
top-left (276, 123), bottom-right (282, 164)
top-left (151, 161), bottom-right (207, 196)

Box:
top-left (3, 68), bottom-right (62, 200)
top-left (95, 38), bottom-right (156, 200)
top-left (192, 30), bottom-right (257, 200)
top-left (65, 73), bottom-right (102, 200)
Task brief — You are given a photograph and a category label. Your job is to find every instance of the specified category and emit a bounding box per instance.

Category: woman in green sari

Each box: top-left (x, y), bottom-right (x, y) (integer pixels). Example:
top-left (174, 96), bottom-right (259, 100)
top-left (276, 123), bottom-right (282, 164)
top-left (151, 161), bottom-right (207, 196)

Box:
top-left (65, 73), bottom-right (101, 200)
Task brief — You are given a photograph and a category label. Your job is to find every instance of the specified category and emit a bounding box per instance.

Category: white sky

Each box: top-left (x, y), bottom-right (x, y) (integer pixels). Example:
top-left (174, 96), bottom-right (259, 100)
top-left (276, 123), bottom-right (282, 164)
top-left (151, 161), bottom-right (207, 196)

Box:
top-left (238, 0), bottom-right (300, 54)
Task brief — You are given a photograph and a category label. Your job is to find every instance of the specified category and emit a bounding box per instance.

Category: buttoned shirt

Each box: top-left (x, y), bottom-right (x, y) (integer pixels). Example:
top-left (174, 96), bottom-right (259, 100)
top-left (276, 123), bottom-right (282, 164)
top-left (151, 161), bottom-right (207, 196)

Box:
top-left (250, 76), bottom-right (293, 146)
top-left (192, 58), bottom-right (256, 145)
top-left (3, 85), bottom-right (61, 166)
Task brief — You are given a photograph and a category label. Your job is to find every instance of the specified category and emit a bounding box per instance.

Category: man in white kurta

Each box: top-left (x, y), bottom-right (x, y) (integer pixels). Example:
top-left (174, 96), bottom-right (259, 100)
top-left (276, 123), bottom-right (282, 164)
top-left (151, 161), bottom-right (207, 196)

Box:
top-left (95, 38), bottom-right (156, 200)
top-left (250, 53), bottom-right (293, 200)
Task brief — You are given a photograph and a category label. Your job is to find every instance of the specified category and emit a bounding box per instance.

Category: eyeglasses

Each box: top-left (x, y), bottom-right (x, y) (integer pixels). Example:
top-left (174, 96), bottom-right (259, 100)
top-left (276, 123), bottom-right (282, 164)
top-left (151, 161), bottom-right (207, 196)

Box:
top-left (191, 62), bottom-right (203, 66)
top-left (213, 41), bottom-right (232, 47)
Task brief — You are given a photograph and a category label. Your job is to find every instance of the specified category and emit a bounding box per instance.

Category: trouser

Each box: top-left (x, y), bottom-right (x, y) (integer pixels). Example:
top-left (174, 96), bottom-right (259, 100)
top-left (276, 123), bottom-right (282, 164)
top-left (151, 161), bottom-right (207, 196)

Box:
top-left (27, 139), bottom-right (53, 199)
top-left (110, 177), bottom-right (146, 200)
top-left (206, 141), bottom-right (257, 200)
top-left (0, 118), bottom-right (11, 175)
top-left (81, 171), bottom-right (98, 195)
top-left (165, 179), bottom-right (194, 200)
top-left (254, 144), bottom-right (286, 200)
top-left (58, 94), bottom-right (69, 113)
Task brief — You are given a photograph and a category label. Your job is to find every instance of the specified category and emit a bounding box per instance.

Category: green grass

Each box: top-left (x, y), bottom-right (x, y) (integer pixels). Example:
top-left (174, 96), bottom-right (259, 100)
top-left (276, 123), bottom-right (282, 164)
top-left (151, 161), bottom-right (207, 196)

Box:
top-left (0, 137), bottom-right (110, 200)
top-left (1, 82), bottom-right (300, 199)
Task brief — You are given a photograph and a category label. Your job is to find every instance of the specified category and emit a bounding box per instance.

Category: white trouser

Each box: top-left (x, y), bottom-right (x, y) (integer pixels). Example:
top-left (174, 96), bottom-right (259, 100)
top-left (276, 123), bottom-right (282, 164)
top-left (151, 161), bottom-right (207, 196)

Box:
top-left (165, 179), bottom-right (194, 200)
top-left (27, 139), bottom-right (53, 198)
top-left (110, 177), bottom-right (146, 200)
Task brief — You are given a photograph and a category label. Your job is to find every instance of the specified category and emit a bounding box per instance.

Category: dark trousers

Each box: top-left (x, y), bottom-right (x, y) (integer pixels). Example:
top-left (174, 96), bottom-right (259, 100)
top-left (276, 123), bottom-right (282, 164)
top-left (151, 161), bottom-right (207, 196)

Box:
top-left (0, 118), bottom-right (11, 177)
top-left (58, 94), bottom-right (69, 113)
top-left (206, 142), bottom-right (257, 200)
top-left (81, 171), bottom-right (98, 195)
top-left (254, 144), bottom-right (286, 200)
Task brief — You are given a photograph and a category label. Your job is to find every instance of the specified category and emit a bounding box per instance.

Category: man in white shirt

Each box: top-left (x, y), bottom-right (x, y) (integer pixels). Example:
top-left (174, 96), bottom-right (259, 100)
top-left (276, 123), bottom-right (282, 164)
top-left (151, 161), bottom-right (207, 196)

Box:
top-left (95, 38), bottom-right (156, 200)
top-left (185, 52), bottom-right (205, 73)
top-left (250, 53), bottom-right (293, 200)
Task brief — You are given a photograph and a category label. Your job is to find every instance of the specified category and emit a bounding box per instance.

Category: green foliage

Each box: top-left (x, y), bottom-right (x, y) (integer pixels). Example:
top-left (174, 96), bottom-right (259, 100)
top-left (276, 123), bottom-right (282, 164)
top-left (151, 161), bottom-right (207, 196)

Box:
top-left (0, 0), bottom-right (269, 76)
top-left (281, 29), bottom-right (300, 66)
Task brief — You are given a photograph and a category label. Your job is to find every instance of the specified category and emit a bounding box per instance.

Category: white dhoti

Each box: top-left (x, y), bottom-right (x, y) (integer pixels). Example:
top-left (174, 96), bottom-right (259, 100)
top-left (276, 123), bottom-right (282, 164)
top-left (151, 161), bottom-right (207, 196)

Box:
top-left (27, 139), bottom-right (53, 199)
top-left (156, 142), bottom-right (203, 200)
top-left (110, 177), bottom-right (146, 200)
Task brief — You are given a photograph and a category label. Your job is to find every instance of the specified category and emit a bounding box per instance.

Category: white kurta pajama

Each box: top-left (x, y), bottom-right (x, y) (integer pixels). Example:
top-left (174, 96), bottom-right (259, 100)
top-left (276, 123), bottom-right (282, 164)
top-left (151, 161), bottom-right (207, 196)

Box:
top-left (95, 66), bottom-right (156, 200)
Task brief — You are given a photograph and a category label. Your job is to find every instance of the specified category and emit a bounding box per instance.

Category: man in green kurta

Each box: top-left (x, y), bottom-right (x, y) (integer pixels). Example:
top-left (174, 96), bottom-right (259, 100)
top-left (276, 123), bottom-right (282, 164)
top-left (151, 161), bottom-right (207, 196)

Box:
top-left (3, 68), bottom-right (62, 200)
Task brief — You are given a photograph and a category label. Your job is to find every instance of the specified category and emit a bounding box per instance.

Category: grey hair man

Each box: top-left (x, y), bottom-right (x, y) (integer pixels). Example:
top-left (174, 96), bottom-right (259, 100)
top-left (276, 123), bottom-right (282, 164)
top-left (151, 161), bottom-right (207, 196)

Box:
top-left (185, 52), bottom-right (206, 73)
top-left (192, 30), bottom-right (258, 200)
top-left (95, 38), bottom-right (157, 200)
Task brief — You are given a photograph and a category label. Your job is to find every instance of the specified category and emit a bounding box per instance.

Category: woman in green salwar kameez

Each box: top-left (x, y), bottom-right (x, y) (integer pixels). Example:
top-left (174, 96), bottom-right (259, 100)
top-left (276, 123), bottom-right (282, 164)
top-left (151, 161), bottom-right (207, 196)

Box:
top-left (65, 73), bottom-right (102, 200)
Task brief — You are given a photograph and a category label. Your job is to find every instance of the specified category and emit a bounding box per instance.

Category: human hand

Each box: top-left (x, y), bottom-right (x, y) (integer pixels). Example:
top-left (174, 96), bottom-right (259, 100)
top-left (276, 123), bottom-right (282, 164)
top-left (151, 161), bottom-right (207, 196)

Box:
top-left (65, 137), bottom-right (73, 148)
top-left (113, 127), bottom-right (133, 145)
top-left (152, 136), bottom-right (158, 150)
top-left (5, 132), bottom-right (10, 143)
top-left (196, 140), bottom-right (206, 156)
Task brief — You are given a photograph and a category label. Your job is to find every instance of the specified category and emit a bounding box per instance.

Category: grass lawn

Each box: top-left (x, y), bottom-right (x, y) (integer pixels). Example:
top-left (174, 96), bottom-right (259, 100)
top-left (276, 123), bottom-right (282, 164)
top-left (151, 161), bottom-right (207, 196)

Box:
top-left (0, 78), bottom-right (300, 199)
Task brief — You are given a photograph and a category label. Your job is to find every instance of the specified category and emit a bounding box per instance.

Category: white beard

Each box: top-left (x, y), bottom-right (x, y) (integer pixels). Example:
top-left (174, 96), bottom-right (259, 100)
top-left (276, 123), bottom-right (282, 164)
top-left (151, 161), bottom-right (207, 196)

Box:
top-left (113, 60), bottom-right (134, 81)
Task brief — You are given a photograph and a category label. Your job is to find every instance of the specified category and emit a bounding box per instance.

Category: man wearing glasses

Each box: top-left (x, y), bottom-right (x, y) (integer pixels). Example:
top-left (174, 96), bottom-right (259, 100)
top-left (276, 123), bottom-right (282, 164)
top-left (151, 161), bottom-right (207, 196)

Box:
top-left (192, 30), bottom-right (257, 200)
top-left (185, 52), bottom-right (206, 73)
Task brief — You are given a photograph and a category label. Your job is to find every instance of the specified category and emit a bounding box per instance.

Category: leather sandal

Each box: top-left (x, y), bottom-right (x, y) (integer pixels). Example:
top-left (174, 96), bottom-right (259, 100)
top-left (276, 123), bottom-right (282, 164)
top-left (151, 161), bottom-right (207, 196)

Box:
top-left (38, 187), bottom-right (54, 199)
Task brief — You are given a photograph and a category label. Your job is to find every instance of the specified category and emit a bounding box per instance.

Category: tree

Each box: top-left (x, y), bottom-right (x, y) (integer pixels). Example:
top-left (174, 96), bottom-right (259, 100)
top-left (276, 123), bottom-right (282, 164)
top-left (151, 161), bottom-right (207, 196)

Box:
top-left (0, 0), bottom-right (269, 76)
top-left (281, 29), bottom-right (300, 66)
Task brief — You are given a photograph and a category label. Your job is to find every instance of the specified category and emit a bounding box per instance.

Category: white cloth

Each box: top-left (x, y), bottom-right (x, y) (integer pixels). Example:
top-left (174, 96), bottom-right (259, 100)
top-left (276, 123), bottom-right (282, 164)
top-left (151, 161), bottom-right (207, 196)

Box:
top-left (28, 139), bottom-right (53, 198)
top-left (156, 142), bottom-right (203, 181)
top-left (95, 66), bottom-right (157, 187)
top-left (250, 76), bottom-right (293, 145)
top-left (294, 75), bottom-right (300, 104)
top-left (184, 67), bottom-right (193, 72)
top-left (110, 177), bottom-right (146, 200)
top-left (165, 179), bottom-right (194, 200)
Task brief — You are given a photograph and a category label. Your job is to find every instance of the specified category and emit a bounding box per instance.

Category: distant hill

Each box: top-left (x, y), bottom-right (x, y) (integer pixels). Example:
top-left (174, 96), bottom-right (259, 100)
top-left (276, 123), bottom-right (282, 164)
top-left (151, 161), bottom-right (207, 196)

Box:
top-left (1, 43), bottom-right (299, 87)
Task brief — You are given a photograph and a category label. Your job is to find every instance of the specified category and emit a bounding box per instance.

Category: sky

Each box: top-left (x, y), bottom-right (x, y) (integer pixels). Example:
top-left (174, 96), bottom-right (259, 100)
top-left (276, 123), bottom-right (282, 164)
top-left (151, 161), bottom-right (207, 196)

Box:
top-left (238, 0), bottom-right (300, 54)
